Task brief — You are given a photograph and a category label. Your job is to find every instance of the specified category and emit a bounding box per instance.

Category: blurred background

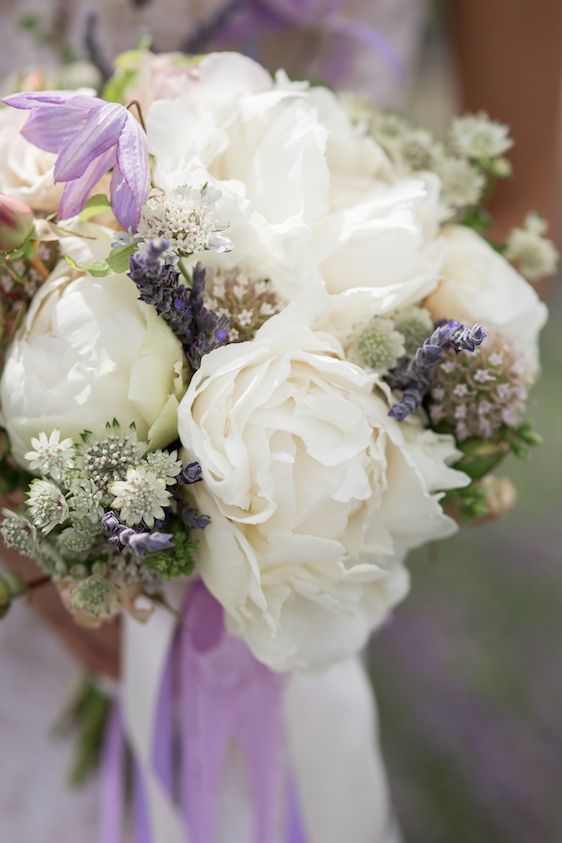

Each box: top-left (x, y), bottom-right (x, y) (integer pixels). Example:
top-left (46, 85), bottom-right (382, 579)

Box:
top-left (0, 2), bottom-right (561, 841)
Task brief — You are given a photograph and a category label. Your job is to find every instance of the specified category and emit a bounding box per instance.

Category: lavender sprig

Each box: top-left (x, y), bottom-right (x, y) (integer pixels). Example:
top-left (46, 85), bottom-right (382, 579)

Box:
top-left (128, 239), bottom-right (229, 369)
top-left (101, 511), bottom-right (175, 557)
top-left (387, 320), bottom-right (486, 421)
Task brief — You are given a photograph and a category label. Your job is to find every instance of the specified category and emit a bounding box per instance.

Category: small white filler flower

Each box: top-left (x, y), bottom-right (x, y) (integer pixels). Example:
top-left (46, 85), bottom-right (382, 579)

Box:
top-left (25, 429), bottom-right (75, 480)
top-left (110, 466), bottom-right (171, 527)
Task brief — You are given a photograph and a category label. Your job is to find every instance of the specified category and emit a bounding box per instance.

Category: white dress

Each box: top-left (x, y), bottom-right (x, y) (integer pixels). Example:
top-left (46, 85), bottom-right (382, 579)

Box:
top-left (0, 2), bottom-right (428, 840)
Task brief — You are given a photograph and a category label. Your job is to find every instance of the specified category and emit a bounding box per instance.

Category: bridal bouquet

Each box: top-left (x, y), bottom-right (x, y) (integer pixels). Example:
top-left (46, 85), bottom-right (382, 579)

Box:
top-left (0, 50), bottom-right (556, 842)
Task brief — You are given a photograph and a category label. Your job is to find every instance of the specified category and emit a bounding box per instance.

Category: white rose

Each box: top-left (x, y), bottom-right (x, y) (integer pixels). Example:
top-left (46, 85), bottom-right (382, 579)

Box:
top-left (148, 53), bottom-right (442, 305)
top-left (0, 107), bottom-right (62, 213)
top-left (178, 304), bottom-right (466, 671)
top-left (0, 266), bottom-right (187, 467)
top-left (426, 226), bottom-right (548, 371)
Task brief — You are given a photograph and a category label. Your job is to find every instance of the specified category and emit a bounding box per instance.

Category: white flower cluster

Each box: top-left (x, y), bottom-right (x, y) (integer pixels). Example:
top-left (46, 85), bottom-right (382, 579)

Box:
top-left (350, 100), bottom-right (513, 217)
top-left (0, 52), bottom-right (550, 671)
top-left (505, 213), bottom-right (559, 281)
top-left (138, 184), bottom-right (232, 257)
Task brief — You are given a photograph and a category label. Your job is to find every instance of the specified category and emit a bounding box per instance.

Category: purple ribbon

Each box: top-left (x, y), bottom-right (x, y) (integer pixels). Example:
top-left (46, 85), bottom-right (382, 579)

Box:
top-left (178, 581), bottom-right (287, 843)
top-left (100, 581), bottom-right (309, 842)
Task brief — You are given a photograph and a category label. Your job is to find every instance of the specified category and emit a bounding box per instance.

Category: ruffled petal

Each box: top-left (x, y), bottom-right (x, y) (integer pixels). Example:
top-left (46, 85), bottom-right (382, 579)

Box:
top-left (54, 103), bottom-right (126, 182)
top-left (58, 147), bottom-right (116, 220)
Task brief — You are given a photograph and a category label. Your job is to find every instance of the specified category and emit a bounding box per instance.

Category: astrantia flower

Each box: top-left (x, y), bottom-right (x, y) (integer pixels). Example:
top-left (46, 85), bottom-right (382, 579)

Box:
top-left (428, 333), bottom-right (531, 441)
top-left (505, 213), bottom-right (559, 281)
top-left (436, 155), bottom-right (485, 212)
top-left (348, 316), bottom-right (405, 373)
top-left (56, 522), bottom-right (101, 557)
top-left (393, 307), bottom-right (433, 356)
top-left (78, 425), bottom-right (147, 501)
top-left (0, 509), bottom-right (37, 557)
top-left (25, 429), bottom-right (75, 481)
top-left (205, 268), bottom-right (282, 342)
top-left (67, 479), bottom-right (105, 523)
top-left (110, 466), bottom-right (171, 528)
top-left (388, 128), bottom-right (439, 173)
top-left (138, 185), bottom-right (232, 257)
top-left (144, 449), bottom-right (183, 484)
top-left (449, 112), bottom-right (512, 160)
top-left (26, 479), bottom-right (69, 533)
top-left (2, 92), bottom-right (150, 229)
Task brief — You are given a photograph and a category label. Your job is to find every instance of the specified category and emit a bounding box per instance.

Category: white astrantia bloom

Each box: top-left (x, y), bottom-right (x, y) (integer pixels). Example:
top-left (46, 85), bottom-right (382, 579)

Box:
top-left (435, 154), bottom-right (485, 214)
top-left (110, 466), bottom-right (171, 528)
top-left (144, 449), bottom-right (183, 484)
top-left (0, 244), bottom-right (188, 467)
top-left (26, 479), bottom-right (69, 533)
top-left (505, 213), bottom-right (559, 281)
top-left (347, 316), bottom-right (405, 373)
top-left (137, 184), bottom-right (233, 257)
top-left (449, 112), bottom-right (512, 160)
top-left (178, 296), bottom-right (468, 671)
top-left (426, 226), bottom-right (548, 374)
top-left (24, 429), bottom-right (75, 480)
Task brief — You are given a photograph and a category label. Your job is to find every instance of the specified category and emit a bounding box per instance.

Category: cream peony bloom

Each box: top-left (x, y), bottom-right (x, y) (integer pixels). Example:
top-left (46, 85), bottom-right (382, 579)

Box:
top-left (178, 302), bottom-right (467, 671)
top-left (0, 107), bottom-right (62, 214)
top-left (0, 265), bottom-right (187, 467)
top-left (147, 53), bottom-right (441, 306)
top-left (426, 226), bottom-right (548, 373)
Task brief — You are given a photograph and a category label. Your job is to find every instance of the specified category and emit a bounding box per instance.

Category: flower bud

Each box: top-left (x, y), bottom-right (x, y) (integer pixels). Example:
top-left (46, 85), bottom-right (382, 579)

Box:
top-left (0, 194), bottom-right (34, 253)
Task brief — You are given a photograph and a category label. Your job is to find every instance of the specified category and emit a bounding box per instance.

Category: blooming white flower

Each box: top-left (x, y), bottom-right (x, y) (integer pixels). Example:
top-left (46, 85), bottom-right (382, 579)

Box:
top-left (505, 213), bottom-right (559, 281)
top-left (178, 302), bottom-right (467, 670)
top-left (144, 449), bottom-right (183, 484)
top-left (426, 226), bottom-right (548, 374)
top-left (111, 466), bottom-right (171, 527)
top-left (147, 53), bottom-right (441, 303)
top-left (347, 316), bottom-right (405, 373)
top-left (24, 429), bottom-right (75, 480)
top-left (67, 479), bottom-right (105, 523)
top-left (0, 251), bottom-right (188, 468)
top-left (435, 155), bottom-right (485, 213)
top-left (0, 107), bottom-right (62, 213)
top-left (449, 112), bottom-right (512, 160)
top-left (26, 479), bottom-right (69, 533)
top-left (138, 184), bottom-right (232, 256)
top-left (0, 509), bottom-right (37, 557)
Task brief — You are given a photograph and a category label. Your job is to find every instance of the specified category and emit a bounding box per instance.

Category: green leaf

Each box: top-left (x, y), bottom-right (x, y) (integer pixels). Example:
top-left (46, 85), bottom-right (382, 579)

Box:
top-left (454, 438), bottom-right (510, 480)
top-left (65, 243), bottom-right (137, 277)
top-left (78, 194), bottom-right (111, 223)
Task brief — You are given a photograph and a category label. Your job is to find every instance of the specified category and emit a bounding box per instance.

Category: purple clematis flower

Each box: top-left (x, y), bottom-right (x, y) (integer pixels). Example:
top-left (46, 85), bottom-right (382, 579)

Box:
top-left (2, 92), bottom-right (150, 230)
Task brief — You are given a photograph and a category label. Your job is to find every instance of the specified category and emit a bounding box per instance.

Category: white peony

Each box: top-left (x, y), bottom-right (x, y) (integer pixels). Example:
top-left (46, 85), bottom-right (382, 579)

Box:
top-left (178, 301), bottom-right (467, 671)
top-left (0, 265), bottom-right (187, 467)
top-left (0, 107), bottom-right (62, 214)
top-left (147, 53), bottom-right (442, 306)
top-left (426, 226), bottom-right (548, 372)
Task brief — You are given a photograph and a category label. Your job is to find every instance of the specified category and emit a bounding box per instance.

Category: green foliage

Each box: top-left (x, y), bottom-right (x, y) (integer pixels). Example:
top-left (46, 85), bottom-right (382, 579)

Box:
top-left (444, 483), bottom-right (490, 524)
top-left (65, 242), bottom-right (137, 277)
top-left (53, 678), bottom-right (112, 787)
top-left (145, 523), bottom-right (198, 581)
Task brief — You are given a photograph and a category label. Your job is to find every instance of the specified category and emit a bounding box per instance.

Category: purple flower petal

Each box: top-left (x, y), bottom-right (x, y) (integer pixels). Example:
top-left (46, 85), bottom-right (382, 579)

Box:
top-left (54, 103), bottom-right (127, 183)
top-left (58, 146), bottom-right (116, 220)
top-left (2, 91), bottom-right (97, 109)
top-left (20, 104), bottom-right (92, 153)
top-left (114, 116), bottom-right (150, 219)
top-left (110, 165), bottom-right (142, 230)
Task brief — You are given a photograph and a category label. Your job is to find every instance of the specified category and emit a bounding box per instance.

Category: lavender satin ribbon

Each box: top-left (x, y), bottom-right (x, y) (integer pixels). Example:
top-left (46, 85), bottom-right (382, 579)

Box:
top-left (101, 581), bottom-right (308, 842)
top-left (178, 581), bottom-right (288, 843)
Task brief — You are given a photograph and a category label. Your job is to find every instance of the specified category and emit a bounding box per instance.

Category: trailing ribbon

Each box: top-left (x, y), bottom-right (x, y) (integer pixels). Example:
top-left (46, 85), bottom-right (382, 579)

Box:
top-left (106, 580), bottom-right (309, 842)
